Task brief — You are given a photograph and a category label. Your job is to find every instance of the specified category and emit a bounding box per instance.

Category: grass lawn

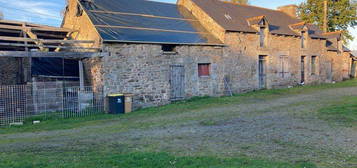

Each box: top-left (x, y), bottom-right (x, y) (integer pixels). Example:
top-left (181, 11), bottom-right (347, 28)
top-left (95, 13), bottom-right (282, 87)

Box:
top-left (1, 79), bottom-right (357, 168)
top-left (319, 96), bottom-right (357, 127)
top-left (0, 152), bottom-right (316, 168)
top-left (3, 79), bottom-right (357, 134)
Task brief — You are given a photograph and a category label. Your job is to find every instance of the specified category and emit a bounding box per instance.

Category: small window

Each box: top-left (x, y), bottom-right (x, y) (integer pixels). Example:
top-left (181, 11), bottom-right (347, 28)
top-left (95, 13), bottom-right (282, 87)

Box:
top-left (259, 27), bottom-right (266, 47)
top-left (311, 56), bottom-right (317, 75)
top-left (301, 31), bottom-right (306, 48)
top-left (198, 63), bottom-right (210, 77)
top-left (162, 44), bottom-right (176, 52)
top-left (279, 55), bottom-right (289, 78)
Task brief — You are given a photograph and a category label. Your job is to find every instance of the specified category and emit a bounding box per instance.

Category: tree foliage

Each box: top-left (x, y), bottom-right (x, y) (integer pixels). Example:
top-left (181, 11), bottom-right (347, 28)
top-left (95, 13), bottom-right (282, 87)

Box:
top-left (224, 0), bottom-right (249, 4)
top-left (298, 0), bottom-right (357, 43)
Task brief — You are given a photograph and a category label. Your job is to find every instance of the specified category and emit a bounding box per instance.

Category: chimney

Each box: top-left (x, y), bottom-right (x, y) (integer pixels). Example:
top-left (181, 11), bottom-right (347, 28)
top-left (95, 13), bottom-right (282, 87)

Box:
top-left (278, 5), bottom-right (298, 18)
top-left (0, 11), bottom-right (3, 20)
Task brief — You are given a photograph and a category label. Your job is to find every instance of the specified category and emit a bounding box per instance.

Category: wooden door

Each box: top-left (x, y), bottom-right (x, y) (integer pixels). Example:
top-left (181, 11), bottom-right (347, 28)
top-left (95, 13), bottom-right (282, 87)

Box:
top-left (327, 61), bottom-right (333, 81)
top-left (170, 65), bottom-right (185, 100)
top-left (258, 56), bottom-right (267, 89)
top-left (351, 61), bottom-right (357, 78)
top-left (301, 56), bottom-right (305, 83)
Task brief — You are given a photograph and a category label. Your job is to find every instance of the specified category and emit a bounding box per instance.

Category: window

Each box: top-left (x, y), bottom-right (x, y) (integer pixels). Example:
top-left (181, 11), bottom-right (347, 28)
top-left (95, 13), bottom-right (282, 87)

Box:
top-left (301, 31), bottom-right (306, 48)
top-left (279, 55), bottom-right (289, 78)
top-left (198, 63), bottom-right (210, 77)
top-left (162, 44), bottom-right (176, 52)
top-left (311, 56), bottom-right (317, 75)
top-left (76, 4), bottom-right (83, 17)
top-left (259, 27), bottom-right (266, 47)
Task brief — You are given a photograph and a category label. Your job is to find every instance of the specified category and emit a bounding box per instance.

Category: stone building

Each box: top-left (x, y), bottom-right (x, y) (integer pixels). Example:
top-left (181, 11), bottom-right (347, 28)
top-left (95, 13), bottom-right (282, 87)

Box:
top-left (62, 0), bottom-right (354, 108)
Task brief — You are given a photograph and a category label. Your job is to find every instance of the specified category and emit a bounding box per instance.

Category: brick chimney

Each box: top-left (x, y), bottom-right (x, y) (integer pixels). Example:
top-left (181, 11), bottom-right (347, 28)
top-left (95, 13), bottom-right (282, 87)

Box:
top-left (0, 11), bottom-right (3, 20)
top-left (278, 5), bottom-right (298, 18)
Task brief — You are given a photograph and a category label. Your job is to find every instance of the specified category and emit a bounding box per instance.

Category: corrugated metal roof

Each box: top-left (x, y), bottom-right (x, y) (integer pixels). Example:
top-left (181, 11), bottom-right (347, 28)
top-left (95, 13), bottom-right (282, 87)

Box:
top-left (79, 0), bottom-right (222, 45)
top-left (191, 0), bottom-right (325, 38)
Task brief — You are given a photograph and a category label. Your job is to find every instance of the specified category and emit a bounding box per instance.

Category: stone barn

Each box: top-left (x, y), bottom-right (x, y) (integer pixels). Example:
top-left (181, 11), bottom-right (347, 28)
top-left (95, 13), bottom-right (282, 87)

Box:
top-left (62, 0), bottom-right (354, 109)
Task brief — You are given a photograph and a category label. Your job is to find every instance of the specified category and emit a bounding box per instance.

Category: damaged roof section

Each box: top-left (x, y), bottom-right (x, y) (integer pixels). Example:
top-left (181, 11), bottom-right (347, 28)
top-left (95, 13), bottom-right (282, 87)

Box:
top-left (190, 0), bottom-right (325, 38)
top-left (0, 19), bottom-right (97, 52)
top-left (79, 0), bottom-right (222, 45)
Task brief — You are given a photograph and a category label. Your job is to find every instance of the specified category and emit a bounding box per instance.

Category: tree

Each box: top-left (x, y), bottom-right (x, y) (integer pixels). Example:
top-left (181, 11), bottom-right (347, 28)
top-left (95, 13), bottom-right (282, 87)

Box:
top-left (298, 0), bottom-right (357, 43)
top-left (225, 0), bottom-right (249, 4)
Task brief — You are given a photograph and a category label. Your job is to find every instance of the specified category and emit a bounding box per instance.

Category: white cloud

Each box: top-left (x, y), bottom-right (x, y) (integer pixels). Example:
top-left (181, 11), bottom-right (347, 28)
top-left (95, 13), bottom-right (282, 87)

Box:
top-left (348, 27), bottom-right (357, 51)
top-left (0, 0), bottom-right (62, 20)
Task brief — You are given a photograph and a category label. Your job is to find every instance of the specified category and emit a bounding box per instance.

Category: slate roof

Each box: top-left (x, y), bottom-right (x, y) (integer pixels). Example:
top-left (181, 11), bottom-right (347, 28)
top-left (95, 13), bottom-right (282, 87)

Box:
top-left (191, 0), bottom-right (325, 38)
top-left (78, 0), bottom-right (222, 45)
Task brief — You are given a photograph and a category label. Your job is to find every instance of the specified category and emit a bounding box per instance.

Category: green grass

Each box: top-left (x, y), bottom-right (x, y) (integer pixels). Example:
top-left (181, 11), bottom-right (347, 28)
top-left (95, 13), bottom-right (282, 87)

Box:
top-left (318, 96), bottom-right (357, 127)
top-left (0, 152), bottom-right (316, 168)
top-left (1, 80), bottom-right (357, 168)
top-left (2, 79), bottom-right (357, 134)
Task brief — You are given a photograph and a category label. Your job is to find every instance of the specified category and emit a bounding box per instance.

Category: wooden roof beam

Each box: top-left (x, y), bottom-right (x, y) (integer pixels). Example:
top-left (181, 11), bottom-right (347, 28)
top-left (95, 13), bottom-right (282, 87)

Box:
top-left (0, 24), bottom-right (73, 32)
top-left (0, 36), bottom-right (94, 44)
top-left (0, 42), bottom-right (100, 50)
top-left (24, 28), bottom-right (47, 51)
top-left (55, 31), bottom-right (73, 52)
top-left (0, 51), bottom-right (108, 58)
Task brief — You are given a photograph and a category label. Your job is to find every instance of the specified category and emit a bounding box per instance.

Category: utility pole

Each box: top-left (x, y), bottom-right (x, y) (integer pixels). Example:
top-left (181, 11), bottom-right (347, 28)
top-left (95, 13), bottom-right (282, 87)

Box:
top-left (323, 0), bottom-right (328, 33)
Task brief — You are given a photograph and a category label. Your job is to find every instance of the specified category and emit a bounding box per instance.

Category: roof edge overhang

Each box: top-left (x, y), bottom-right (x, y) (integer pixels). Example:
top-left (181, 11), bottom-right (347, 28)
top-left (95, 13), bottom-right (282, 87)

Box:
top-left (327, 49), bottom-right (338, 52)
top-left (102, 40), bottom-right (226, 47)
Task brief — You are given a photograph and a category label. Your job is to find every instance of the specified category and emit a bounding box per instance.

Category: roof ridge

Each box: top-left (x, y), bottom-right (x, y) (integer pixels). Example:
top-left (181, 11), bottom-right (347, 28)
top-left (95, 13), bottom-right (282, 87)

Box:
top-left (219, 0), bottom-right (302, 21)
top-left (246, 15), bottom-right (266, 21)
top-left (323, 31), bottom-right (343, 35)
top-left (289, 21), bottom-right (306, 27)
top-left (144, 0), bottom-right (176, 5)
top-left (220, 0), bottom-right (280, 13)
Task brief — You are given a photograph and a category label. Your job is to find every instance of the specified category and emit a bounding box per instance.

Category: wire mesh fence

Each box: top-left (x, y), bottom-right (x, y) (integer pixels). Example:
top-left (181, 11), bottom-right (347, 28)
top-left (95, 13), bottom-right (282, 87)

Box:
top-left (0, 83), bottom-right (105, 127)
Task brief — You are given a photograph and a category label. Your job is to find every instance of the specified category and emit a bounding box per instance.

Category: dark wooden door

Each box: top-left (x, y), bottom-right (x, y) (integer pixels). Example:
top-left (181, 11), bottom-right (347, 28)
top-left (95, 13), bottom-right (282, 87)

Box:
top-left (258, 56), bottom-right (267, 89)
top-left (170, 65), bottom-right (185, 100)
top-left (351, 61), bottom-right (357, 78)
top-left (301, 56), bottom-right (305, 83)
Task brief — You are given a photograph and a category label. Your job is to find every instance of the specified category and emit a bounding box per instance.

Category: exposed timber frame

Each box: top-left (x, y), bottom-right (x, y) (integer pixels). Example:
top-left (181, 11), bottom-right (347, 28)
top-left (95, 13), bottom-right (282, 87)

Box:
top-left (0, 19), bottom-right (98, 52)
top-left (0, 51), bottom-right (108, 58)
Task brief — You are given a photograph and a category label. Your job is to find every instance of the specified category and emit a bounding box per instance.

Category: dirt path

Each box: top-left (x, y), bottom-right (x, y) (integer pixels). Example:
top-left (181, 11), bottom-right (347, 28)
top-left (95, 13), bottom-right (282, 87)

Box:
top-left (1, 87), bottom-right (357, 168)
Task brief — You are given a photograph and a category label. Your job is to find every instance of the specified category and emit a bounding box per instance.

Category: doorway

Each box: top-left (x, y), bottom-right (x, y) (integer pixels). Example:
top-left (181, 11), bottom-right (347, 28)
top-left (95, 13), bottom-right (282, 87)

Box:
top-left (258, 55), bottom-right (267, 89)
top-left (170, 65), bottom-right (185, 100)
top-left (301, 56), bottom-right (305, 83)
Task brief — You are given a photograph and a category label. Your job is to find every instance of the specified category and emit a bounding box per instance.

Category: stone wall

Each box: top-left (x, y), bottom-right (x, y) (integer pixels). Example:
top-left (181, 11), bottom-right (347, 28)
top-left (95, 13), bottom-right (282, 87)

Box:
top-left (0, 58), bottom-right (29, 85)
top-left (82, 37), bottom-right (353, 109)
top-left (76, 0), bottom-right (354, 109)
top-left (223, 31), bottom-right (330, 91)
top-left (328, 51), bottom-right (350, 81)
top-left (62, 0), bottom-right (102, 48)
top-left (84, 44), bottom-right (226, 109)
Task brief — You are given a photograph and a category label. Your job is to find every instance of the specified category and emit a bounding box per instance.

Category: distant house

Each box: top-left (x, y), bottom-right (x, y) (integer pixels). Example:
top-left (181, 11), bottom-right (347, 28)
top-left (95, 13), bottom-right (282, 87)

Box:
top-left (62, 0), bottom-right (354, 108)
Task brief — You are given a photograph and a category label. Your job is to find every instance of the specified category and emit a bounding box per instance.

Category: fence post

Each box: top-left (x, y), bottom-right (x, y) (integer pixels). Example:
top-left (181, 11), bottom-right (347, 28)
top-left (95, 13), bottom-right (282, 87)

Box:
top-left (32, 78), bottom-right (38, 114)
top-left (10, 86), bottom-right (15, 124)
top-left (61, 82), bottom-right (65, 119)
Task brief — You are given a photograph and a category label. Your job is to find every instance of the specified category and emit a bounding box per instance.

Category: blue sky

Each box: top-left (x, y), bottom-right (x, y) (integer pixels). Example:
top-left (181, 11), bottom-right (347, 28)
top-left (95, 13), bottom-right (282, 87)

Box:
top-left (0, 0), bottom-right (355, 49)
